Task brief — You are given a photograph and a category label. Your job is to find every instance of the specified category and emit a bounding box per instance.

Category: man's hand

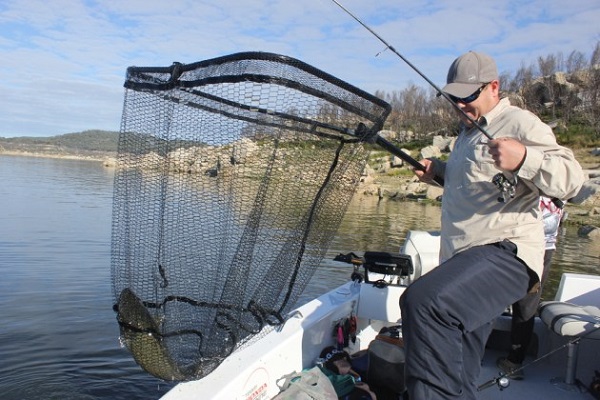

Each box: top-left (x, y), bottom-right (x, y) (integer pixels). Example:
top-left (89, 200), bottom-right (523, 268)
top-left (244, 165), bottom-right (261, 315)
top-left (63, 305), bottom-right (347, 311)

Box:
top-left (488, 137), bottom-right (526, 172)
top-left (413, 159), bottom-right (436, 183)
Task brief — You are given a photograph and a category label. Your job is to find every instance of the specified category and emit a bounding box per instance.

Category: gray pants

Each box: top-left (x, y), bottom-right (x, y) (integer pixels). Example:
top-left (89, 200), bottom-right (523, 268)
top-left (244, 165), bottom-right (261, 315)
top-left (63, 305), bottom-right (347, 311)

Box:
top-left (400, 241), bottom-right (531, 399)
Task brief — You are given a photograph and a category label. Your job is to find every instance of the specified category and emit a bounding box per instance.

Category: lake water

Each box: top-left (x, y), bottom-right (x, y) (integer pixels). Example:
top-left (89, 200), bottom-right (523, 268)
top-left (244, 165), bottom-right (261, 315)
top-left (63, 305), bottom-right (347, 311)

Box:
top-left (1, 155), bottom-right (598, 400)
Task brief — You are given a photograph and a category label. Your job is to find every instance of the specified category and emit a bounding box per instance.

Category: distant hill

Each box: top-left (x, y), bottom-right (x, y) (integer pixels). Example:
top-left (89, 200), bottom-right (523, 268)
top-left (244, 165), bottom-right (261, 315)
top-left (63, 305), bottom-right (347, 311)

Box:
top-left (0, 130), bottom-right (119, 159)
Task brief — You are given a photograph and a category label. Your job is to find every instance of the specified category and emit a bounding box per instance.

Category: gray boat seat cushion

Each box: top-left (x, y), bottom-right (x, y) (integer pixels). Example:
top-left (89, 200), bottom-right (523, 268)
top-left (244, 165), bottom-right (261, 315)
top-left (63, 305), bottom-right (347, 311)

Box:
top-left (539, 301), bottom-right (600, 338)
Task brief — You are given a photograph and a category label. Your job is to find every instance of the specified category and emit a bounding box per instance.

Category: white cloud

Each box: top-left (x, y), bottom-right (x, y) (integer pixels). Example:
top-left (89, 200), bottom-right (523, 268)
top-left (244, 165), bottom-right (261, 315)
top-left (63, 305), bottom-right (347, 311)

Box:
top-left (1, 0), bottom-right (599, 137)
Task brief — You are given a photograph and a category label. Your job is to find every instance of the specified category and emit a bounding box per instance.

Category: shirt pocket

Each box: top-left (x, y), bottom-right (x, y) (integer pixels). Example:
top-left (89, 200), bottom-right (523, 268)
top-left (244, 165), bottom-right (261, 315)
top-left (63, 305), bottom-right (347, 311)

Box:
top-left (465, 143), bottom-right (497, 183)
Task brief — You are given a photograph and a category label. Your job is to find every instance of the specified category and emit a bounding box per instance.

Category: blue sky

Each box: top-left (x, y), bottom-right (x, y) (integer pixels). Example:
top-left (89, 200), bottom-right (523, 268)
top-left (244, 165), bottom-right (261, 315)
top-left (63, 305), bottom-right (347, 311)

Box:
top-left (1, 0), bottom-right (599, 137)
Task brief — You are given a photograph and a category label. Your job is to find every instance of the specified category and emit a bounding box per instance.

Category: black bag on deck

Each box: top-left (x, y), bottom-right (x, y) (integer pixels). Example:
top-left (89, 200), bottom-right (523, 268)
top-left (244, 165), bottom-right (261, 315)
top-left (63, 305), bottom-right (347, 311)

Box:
top-left (366, 325), bottom-right (405, 394)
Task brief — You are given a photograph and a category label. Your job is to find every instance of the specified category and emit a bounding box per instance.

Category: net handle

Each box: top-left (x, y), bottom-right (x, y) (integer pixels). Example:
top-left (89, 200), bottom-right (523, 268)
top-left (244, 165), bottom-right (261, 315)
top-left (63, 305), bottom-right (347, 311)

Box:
top-left (351, 123), bottom-right (444, 187)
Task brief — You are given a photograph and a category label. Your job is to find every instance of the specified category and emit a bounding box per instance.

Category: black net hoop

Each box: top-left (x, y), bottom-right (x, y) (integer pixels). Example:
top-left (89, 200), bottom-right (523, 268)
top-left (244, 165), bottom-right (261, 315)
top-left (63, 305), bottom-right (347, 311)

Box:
top-left (111, 51), bottom-right (390, 381)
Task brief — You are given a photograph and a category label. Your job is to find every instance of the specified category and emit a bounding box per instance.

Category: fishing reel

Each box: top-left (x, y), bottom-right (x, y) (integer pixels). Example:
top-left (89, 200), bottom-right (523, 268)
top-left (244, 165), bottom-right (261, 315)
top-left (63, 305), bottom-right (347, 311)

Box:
top-left (478, 374), bottom-right (511, 392)
top-left (492, 173), bottom-right (517, 203)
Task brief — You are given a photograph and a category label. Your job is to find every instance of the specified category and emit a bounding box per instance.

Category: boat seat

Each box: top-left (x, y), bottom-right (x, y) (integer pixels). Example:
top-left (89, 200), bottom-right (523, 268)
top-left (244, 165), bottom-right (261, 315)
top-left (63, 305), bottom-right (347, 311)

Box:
top-left (538, 273), bottom-right (600, 392)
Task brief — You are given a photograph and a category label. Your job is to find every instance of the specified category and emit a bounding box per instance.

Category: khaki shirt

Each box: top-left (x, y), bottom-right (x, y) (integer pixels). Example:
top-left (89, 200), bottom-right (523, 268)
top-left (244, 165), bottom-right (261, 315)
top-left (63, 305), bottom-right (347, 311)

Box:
top-left (433, 98), bottom-right (584, 280)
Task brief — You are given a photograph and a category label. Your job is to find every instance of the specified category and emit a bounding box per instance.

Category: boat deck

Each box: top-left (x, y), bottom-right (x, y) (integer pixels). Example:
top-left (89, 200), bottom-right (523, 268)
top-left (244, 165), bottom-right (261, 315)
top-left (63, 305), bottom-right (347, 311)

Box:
top-left (476, 325), bottom-right (598, 400)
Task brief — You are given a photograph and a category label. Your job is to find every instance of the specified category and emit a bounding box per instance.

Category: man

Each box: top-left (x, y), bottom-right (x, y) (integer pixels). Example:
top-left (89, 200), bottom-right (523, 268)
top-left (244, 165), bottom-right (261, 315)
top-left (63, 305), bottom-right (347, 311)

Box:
top-left (400, 51), bottom-right (584, 399)
top-left (496, 196), bottom-right (564, 379)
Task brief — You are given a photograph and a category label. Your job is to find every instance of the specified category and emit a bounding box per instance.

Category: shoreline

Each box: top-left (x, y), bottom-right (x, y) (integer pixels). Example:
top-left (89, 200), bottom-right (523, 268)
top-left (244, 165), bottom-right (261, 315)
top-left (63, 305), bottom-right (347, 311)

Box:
top-left (3, 149), bottom-right (598, 229)
top-left (0, 150), bottom-right (116, 166)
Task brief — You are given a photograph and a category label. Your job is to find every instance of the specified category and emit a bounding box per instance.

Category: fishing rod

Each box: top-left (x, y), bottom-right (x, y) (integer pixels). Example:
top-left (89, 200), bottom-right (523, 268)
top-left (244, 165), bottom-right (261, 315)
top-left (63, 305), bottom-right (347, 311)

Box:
top-left (478, 320), bottom-right (600, 392)
top-left (330, 0), bottom-right (517, 201)
top-left (330, 0), bottom-right (493, 139)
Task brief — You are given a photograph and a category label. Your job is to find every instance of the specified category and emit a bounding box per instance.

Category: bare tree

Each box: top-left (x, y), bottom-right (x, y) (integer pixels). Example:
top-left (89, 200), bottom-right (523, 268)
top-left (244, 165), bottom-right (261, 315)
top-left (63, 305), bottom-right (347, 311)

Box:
top-left (566, 50), bottom-right (587, 73)
top-left (538, 54), bottom-right (558, 76)
top-left (591, 41), bottom-right (600, 67)
top-left (513, 62), bottom-right (543, 114)
top-left (538, 54), bottom-right (571, 118)
top-left (581, 46), bottom-right (600, 137)
top-left (372, 41), bottom-right (600, 143)
top-left (499, 70), bottom-right (517, 93)
top-left (380, 85), bottom-right (430, 138)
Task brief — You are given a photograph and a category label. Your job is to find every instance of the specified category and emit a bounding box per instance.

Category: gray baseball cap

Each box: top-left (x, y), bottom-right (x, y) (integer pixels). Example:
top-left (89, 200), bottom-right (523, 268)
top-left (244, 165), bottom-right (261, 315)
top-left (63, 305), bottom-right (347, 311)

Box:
top-left (442, 51), bottom-right (498, 98)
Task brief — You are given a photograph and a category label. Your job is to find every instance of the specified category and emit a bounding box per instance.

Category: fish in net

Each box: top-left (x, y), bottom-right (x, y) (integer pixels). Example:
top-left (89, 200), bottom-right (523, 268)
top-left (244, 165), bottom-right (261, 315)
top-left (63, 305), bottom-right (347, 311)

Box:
top-left (111, 52), bottom-right (391, 381)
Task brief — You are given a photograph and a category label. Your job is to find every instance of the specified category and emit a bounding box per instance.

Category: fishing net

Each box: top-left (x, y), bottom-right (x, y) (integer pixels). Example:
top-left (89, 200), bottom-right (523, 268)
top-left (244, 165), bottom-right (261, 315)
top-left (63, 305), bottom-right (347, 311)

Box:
top-left (111, 52), bottom-right (390, 381)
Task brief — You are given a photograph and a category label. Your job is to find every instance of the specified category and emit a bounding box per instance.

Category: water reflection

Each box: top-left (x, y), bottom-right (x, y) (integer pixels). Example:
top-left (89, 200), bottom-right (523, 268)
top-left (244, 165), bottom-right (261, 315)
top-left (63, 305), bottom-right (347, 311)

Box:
top-left (302, 195), bottom-right (599, 306)
top-left (550, 226), bottom-right (600, 295)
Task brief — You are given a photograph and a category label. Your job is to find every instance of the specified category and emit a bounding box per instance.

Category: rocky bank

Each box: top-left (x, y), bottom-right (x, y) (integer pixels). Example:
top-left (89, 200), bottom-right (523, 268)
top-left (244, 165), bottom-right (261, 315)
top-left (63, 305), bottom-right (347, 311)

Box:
top-left (357, 138), bottom-right (600, 239)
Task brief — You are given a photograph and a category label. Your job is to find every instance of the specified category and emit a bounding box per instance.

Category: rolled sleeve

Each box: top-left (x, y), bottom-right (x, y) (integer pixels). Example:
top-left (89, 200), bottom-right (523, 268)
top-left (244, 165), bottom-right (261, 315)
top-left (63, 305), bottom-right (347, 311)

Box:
top-left (517, 146), bottom-right (544, 181)
top-left (518, 146), bottom-right (585, 200)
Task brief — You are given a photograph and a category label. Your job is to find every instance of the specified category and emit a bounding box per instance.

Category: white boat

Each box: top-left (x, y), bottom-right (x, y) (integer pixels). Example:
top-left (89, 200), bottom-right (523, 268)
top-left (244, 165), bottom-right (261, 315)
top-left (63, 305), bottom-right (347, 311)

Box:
top-left (160, 230), bottom-right (600, 399)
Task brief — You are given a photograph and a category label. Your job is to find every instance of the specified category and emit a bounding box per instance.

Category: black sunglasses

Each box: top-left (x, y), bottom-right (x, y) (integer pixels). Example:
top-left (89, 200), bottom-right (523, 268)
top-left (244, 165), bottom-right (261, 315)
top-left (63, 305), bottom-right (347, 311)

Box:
top-left (448, 83), bottom-right (490, 104)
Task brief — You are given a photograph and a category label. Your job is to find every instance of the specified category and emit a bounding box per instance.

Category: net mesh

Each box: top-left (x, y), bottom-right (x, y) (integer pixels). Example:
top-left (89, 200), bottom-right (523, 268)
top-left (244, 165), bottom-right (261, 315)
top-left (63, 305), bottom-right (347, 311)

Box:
top-left (111, 52), bottom-right (390, 381)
